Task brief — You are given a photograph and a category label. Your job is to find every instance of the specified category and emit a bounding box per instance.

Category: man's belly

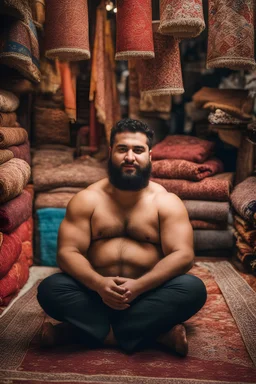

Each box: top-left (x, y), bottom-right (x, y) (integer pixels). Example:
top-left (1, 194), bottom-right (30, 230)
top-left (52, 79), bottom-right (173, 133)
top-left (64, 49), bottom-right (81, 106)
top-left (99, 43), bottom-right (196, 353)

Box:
top-left (87, 237), bottom-right (163, 278)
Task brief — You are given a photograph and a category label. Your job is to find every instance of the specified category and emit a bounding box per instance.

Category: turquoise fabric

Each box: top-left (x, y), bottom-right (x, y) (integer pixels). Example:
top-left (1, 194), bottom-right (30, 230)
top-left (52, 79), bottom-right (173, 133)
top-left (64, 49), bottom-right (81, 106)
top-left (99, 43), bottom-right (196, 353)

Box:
top-left (37, 208), bottom-right (66, 266)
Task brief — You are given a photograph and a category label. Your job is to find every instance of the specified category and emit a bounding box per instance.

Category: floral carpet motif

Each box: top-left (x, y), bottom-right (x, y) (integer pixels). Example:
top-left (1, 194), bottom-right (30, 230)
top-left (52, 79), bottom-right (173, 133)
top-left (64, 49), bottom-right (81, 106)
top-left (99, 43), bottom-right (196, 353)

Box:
top-left (0, 262), bottom-right (256, 384)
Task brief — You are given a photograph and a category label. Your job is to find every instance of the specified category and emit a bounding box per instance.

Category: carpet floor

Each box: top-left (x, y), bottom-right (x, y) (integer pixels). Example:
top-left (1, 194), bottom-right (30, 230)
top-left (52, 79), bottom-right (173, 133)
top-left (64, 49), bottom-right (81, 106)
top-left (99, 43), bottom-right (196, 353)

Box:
top-left (0, 261), bottom-right (256, 384)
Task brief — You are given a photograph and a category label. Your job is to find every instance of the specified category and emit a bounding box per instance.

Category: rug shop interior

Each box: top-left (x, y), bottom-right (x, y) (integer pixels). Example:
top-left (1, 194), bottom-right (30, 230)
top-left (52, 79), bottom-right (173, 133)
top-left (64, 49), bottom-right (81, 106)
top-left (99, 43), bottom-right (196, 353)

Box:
top-left (0, 0), bottom-right (256, 383)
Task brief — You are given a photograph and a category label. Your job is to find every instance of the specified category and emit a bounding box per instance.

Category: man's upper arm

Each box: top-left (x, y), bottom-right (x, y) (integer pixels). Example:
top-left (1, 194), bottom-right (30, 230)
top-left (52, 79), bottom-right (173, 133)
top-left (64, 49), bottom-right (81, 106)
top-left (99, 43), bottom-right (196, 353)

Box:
top-left (57, 191), bottom-right (96, 256)
top-left (157, 192), bottom-right (194, 257)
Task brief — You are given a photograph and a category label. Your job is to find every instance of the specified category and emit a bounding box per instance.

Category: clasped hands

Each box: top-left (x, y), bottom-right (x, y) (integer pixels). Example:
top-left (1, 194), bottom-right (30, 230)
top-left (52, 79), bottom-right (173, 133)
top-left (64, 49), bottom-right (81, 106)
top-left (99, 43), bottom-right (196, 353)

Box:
top-left (97, 276), bottom-right (141, 310)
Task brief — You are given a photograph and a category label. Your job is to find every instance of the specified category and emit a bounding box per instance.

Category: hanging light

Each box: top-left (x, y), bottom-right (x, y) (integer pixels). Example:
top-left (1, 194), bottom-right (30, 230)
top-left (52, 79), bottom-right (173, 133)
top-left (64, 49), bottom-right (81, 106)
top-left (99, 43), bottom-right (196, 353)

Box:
top-left (113, 7), bottom-right (117, 13)
top-left (106, 1), bottom-right (114, 11)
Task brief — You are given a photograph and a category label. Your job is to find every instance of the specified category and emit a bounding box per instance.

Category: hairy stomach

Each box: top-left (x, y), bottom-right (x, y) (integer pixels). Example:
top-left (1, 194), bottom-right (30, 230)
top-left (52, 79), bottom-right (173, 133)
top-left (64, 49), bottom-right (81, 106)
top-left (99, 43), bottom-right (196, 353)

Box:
top-left (87, 237), bottom-right (163, 278)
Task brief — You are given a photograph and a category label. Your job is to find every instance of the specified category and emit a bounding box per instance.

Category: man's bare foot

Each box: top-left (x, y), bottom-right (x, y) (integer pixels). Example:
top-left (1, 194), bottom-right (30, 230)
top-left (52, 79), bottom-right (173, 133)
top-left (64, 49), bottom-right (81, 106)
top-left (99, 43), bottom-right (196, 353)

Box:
top-left (40, 322), bottom-right (78, 348)
top-left (157, 324), bottom-right (188, 357)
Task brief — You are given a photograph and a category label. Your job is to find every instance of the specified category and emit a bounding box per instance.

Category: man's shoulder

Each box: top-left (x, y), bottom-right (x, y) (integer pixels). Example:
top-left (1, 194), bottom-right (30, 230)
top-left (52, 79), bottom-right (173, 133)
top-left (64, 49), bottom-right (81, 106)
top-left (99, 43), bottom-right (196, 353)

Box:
top-left (149, 182), bottom-right (186, 213)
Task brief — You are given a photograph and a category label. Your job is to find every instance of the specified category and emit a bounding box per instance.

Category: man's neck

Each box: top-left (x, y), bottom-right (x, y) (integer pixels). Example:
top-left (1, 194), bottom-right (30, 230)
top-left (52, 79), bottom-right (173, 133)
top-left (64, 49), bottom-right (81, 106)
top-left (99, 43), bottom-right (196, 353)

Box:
top-left (109, 183), bottom-right (147, 207)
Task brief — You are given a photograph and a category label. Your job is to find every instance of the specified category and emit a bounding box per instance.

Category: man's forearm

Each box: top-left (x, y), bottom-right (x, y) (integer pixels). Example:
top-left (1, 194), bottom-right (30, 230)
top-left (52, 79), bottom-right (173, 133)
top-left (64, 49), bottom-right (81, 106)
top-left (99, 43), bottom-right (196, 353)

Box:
top-left (57, 250), bottom-right (103, 291)
top-left (136, 251), bottom-right (194, 294)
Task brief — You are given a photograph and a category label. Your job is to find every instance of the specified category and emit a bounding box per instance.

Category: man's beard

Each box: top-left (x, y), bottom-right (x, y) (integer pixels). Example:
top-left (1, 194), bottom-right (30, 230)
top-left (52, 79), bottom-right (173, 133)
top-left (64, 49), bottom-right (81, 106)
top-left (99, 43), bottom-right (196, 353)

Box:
top-left (108, 158), bottom-right (152, 191)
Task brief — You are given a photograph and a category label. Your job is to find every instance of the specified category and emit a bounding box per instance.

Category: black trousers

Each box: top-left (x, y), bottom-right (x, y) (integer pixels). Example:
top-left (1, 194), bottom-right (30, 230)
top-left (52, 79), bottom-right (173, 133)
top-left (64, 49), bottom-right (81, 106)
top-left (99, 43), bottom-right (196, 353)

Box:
top-left (37, 272), bottom-right (207, 353)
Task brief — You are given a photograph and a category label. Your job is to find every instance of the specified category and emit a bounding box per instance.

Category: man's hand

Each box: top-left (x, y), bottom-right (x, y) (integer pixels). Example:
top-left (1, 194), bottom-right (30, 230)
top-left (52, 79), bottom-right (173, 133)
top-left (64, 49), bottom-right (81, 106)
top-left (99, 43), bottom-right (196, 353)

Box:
top-left (114, 277), bottom-right (141, 303)
top-left (97, 277), bottom-right (131, 310)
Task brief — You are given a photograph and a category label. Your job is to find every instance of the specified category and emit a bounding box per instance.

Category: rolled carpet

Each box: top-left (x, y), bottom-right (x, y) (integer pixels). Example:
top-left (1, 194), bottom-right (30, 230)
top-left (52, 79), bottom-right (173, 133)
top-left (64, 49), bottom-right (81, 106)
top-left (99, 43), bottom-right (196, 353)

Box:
top-left (159, 0), bottom-right (205, 38)
top-left (0, 158), bottom-right (31, 204)
top-left (194, 228), bottom-right (234, 250)
top-left (0, 231), bottom-right (22, 278)
top-left (33, 157), bottom-right (107, 192)
top-left (0, 148), bottom-right (14, 165)
top-left (8, 140), bottom-right (31, 164)
top-left (152, 157), bottom-right (224, 180)
top-left (0, 89), bottom-right (19, 112)
top-left (230, 176), bottom-right (256, 226)
top-left (36, 208), bottom-right (66, 266)
top-left (0, 127), bottom-right (28, 148)
top-left (35, 192), bottom-right (76, 209)
top-left (151, 135), bottom-right (215, 163)
top-left (0, 190), bottom-right (32, 233)
top-left (115, 0), bottom-right (154, 60)
top-left (0, 252), bottom-right (29, 305)
top-left (151, 174), bottom-right (231, 201)
top-left (183, 200), bottom-right (230, 222)
top-left (0, 112), bottom-right (17, 127)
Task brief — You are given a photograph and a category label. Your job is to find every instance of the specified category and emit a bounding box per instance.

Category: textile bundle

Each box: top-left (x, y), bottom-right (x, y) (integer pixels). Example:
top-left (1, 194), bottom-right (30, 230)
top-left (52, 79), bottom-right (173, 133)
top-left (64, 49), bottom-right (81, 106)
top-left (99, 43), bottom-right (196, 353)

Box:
top-left (0, 158), bottom-right (31, 204)
top-left (0, 112), bottom-right (17, 127)
top-left (207, 0), bottom-right (256, 71)
top-left (191, 220), bottom-right (227, 230)
top-left (234, 233), bottom-right (256, 272)
top-left (151, 175), bottom-right (231, 201)
top-left (35, 192), bottom-right (76, 209)
top-left (0, 190), bottom-right (32, 233)
top-left (183, 200), bottom-right (230, 222)
top-left (44, 0), bottom-right (90, 61)
top-left (192, 87), bottom-right (254, 120)
top-left (0, 232), bottom-right (22, 278)
top-left (0, 149), bottom-right (14, 165)
top-left (152, 158), bottom-right (224, 181)
top-left (32, 147), bottom-right (74, 168)
top-left (194, 229), bottom-right (234, 250)
top-left (234, 218), bottom-right (256, 251)
top-left (8, 141), bottom-right (31, 165)
top-left (0, 19), bottom-right (40, 83)
top-left (57, 61), bottom-right (76, 122)
top-left (0, 0), bottom-right (31, 22)
top-left (159, 0), bottom-right (205, 38)
top-left (115, 0), bottom-right (154, 60)
top-left (137, 21), bottom-right (184, 96)
top-left (151, 135), bottom-right (215, 163)
top-left (0, 89), bottom-right (19, 112)
top-left (0, 127), bottom-right (28, 148)
top-left (230, 176), bottom-right (256, 227)
top-left (89, 4), bottom-right (121, 142)
top-left (34, 107), bottom-right (70, 145)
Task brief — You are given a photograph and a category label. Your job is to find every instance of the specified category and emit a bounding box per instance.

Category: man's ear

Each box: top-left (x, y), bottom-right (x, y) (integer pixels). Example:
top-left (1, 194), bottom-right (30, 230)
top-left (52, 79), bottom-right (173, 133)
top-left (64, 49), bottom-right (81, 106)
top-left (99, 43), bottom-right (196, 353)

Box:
top-left (149, 150), bottom-right (152, 161)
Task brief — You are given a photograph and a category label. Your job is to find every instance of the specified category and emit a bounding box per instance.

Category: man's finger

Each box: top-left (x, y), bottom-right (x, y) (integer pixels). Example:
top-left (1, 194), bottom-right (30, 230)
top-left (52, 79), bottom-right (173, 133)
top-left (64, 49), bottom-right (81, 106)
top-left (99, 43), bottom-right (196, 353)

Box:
top-left (113, 276), bottom-right (127, 285)
top-left (112, 284), bottom-right (127, 295)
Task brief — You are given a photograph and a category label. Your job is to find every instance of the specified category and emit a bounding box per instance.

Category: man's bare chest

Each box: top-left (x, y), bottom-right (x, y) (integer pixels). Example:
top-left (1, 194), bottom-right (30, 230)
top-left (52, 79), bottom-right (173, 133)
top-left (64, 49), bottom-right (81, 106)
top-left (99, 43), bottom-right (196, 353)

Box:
top-left (91, 202), bottom-right (160, 244)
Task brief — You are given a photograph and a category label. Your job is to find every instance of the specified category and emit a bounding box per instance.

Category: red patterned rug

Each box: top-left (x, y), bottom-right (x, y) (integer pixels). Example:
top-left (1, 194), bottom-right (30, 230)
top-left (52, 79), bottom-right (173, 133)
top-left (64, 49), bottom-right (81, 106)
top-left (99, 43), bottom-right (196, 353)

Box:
top-left (0, 262), bottom-right (256, 384)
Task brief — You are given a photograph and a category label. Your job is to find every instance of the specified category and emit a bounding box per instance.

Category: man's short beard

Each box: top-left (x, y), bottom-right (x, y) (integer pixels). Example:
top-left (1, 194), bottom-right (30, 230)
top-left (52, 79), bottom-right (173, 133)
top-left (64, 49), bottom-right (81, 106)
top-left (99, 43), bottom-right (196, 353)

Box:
top-left (108, 158), bottom-right (152, 191)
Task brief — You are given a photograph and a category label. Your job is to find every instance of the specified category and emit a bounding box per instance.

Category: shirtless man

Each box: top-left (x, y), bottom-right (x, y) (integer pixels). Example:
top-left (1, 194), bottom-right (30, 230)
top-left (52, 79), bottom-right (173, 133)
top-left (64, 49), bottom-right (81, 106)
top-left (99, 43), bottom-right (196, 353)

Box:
top-left (37, 118), bottom-right (207, 356)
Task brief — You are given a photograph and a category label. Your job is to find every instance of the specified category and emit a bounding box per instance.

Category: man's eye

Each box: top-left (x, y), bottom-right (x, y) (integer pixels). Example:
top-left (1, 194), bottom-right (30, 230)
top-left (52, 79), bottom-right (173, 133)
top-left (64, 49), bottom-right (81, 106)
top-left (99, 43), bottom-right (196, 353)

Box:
top-left (135, 149), bottom-right (143, 154)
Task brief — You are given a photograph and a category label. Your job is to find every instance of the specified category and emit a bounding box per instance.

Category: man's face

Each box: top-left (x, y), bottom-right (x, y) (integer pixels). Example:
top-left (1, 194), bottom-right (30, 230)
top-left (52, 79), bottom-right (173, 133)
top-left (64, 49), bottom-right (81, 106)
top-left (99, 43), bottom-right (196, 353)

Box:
top-left (108, 132), bottom-right (152, 191)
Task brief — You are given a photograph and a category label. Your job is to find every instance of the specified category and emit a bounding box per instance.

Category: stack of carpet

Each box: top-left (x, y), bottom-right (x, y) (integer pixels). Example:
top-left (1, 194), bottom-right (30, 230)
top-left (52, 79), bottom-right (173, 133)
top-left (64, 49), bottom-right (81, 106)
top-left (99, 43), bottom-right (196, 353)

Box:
top-left (230, 176), bottom-right (256, 274)
top-left (0, 89), bottom-right (33, 307)
top-left (32, 147), bottom-right (107, 266)
top-left (151, 134), bottom-right (235, 253)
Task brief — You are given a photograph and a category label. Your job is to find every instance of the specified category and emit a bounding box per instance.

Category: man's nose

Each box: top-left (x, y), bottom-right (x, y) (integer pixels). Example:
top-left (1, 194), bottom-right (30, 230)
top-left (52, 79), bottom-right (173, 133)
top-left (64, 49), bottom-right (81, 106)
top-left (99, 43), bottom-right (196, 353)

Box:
top-left (125, 149), bottom-right (135, 162)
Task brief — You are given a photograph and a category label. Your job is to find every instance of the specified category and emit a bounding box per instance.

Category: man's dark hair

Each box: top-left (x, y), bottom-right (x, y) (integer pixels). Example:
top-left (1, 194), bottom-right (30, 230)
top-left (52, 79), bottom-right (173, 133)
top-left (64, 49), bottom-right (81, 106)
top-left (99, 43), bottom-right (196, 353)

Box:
top-left (110, 118), bottom-right (154, 149)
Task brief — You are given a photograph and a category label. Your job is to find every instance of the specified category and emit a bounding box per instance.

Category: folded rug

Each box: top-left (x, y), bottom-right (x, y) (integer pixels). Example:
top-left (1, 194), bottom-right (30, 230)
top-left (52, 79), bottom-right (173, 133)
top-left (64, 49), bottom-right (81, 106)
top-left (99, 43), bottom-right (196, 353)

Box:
top-left (0, 18), bottom-right (40, 83)
top-left (21, 239), bottom-right (33, 267)
top-left (192, 87), bottom-right (254, 120)
top-left (115, 0), bottom-right (154, 60)
top-left (152, 157), bottom-right (223, 180)
top-left (33, 157), bottom-right (107, 192)
top-left (0, 0), bottom-right (31, 22)
top-left (194, 228), bottom-right (234, 250)
top-left (207, 0), bottom-right (255, 71)
top-left (234, 214), bottom-right (255, 231)
top-left (15, 217), bottom-right (33, 266)
top-left (159, 0), bottom-right (205, 38)
top-left (137, 21), bottom-right (184, 96)
top-left (151, 134), bottom-right (215, 163)
top-left (37, 208), bottom-right (66, 266)
top-left (47, 187), bottom-right (83, 194)
top-left (0, 89), bottom-right (19, 112)
top-left (8, 140), bottom-right (31, 164)
top-left (208, 109), bottom-right (246, 125)
top-left (35, 192), bottom-right (76, 209)
top-left (183, 200), bottom-right (230, 222)
top-left (0, 127), bottom-right (28, 148)
top-left (191, 220), bottom-right (227, 230)
top-left (0, 148), bottom-right (14, 165)
top-left (0, 231), bottom-right (22, 278)
top-left (247, 121), bottom-right (256, 145)
top-left (235, 233), bottom-right (256, 273)
top-left (32, 147), bottom-right (74, 168)
top-left (151, 174), bottom-right (231, 201)
top-left (44, 0), bottom-right (90, 61)
top-left (234, 218), bottom-right (256, 250)
top-left (0, 158), bottom-right (31, 204)
top-left (0, 112), bottom-right (17, 127)
top-left (34, 107), bottom-right (70, 146)
top-left (0, 252), bottom-right (29, 304)
top-left (0, 190), bottom-right (32, 233)
top-left (231, 176), bottom-right (256, 227)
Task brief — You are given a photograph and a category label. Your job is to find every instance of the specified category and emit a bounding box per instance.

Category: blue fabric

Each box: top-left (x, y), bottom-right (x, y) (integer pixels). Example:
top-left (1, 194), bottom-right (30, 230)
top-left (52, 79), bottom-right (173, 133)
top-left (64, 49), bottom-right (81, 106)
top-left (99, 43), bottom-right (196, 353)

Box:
top-left (37, 208), bottom-right (66, 266)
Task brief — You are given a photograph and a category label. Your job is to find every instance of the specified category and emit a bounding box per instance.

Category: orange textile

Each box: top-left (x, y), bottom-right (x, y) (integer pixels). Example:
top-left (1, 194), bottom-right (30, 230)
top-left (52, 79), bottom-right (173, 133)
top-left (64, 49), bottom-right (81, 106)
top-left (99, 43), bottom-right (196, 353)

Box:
top-left (89, 3), bottom-right (121, 143)
top-left (57, 61), bottom-right (76, 122)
